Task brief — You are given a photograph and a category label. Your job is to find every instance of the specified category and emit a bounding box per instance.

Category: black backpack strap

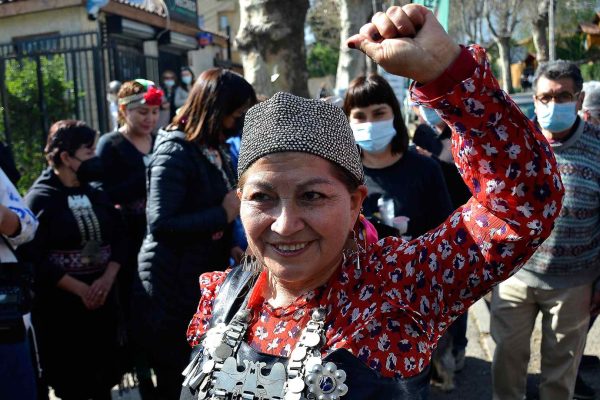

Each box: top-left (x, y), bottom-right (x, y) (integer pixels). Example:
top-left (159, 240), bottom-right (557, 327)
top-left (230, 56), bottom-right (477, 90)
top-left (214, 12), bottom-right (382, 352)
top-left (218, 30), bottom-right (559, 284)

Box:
top-left (210, 266), bottom-right (257, 327)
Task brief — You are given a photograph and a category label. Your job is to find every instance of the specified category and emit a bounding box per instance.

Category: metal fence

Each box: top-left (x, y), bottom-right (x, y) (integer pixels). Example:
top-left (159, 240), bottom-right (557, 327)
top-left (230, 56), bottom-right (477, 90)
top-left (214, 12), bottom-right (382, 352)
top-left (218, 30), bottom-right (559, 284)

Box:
top-left (0, 32), bottom-right (107, 148)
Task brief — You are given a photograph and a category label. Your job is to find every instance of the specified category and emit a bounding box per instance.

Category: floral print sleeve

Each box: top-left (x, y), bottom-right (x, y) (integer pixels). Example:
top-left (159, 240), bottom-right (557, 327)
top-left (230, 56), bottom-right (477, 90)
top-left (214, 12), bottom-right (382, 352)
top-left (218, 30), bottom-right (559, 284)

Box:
top-left (186, 270), bottom-right (229, 347)
top-left (374, 45), bottom-right (564, 346)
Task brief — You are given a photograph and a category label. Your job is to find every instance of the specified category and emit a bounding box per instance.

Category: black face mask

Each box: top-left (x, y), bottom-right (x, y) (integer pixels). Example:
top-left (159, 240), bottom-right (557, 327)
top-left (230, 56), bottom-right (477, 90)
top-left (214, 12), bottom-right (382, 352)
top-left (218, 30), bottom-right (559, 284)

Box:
top-left (75, 157), bottom-right (104, 183)
top-left (223, 114), bottom-right (245, 138)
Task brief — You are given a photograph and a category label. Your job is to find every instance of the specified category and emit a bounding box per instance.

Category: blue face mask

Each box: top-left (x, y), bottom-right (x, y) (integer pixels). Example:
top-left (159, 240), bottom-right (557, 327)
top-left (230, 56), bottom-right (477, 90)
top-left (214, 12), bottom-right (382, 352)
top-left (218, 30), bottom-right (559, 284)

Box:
top-left (536, 101), bottom-right (578, 133)
top-left (182, 76), bottom-right (192, 85)
top-left (419, 105), bottom-right (442, 127)
top-left (350, 119), bottom-right (397, 153)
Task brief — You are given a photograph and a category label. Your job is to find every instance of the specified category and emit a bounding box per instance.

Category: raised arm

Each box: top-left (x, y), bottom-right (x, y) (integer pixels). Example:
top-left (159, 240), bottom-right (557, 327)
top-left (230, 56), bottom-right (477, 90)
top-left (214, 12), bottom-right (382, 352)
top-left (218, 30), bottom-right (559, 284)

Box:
top-left (350, 4), bottom-right (564, 331)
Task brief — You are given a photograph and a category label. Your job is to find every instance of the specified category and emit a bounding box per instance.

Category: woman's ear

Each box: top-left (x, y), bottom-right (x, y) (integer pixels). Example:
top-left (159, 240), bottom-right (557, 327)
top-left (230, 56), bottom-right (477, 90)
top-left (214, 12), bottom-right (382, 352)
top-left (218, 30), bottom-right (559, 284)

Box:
top-left (350, 185), bottom-right (368, 218)
top-left (59, 151), bottom-right (71, 167)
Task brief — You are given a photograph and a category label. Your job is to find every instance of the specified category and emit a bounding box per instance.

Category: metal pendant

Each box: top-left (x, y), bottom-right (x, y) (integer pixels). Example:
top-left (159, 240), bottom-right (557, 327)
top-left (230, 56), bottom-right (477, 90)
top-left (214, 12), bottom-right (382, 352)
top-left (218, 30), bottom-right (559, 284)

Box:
top-left (305, 362), bottom-right (348, 400)
top-left (213, 357), bottom-right (287, 399)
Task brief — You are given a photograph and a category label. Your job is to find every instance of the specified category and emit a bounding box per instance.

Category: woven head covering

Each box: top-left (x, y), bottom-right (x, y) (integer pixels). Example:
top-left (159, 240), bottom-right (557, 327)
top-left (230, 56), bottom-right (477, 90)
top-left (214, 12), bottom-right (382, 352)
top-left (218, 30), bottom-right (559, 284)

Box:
top-left (238, 92), bottom-right (364, 183)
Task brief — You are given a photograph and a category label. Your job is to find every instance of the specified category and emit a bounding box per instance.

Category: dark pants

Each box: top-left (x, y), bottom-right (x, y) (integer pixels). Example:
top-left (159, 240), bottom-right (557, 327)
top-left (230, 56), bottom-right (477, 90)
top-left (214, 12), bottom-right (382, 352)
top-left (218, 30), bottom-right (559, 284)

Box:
top-left (450, 312), bottom-right (468, 353)
top-left (0, 339), bottom-right (37, 400)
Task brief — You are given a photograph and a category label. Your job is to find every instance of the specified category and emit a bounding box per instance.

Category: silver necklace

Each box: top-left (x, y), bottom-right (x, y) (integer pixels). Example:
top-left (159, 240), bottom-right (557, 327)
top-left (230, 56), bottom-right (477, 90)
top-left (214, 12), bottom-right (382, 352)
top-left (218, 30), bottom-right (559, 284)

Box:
top-left (67, 194), bottom-right (103, 265)
top-left (182, 307), bottom-right (349, 400)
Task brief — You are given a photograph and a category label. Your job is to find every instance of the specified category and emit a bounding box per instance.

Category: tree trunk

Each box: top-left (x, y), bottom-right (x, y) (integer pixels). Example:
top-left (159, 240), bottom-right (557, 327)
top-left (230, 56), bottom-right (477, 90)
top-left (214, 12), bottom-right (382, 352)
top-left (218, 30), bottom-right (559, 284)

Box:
top-left (532, 0), bottom-right (549, 63)
top-left (335, 0), bottom-right (370, 96)
top-left (497, 36), bottom-right (513, 93)
top-left (236, 0), bottom-right (310, 97)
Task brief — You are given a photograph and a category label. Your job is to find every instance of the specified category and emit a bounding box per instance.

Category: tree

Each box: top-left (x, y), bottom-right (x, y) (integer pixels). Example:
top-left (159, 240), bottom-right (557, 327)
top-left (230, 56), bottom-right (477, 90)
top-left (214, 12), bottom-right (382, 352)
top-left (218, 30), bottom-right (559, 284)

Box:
top-left (306, 0), bottom-right (341, 78)
top-left (451, 0), bottom-right (486, 44)
top-left (484, 0), bottom-right (523, 93)
top-left (335, 0), bottom-right (371, 95)
top-left (529, 0), bottom-right (550, 63)
top-left (236, 0), bottom-right (310, 97)
top-left (307, 0), bottom-right (340, 49)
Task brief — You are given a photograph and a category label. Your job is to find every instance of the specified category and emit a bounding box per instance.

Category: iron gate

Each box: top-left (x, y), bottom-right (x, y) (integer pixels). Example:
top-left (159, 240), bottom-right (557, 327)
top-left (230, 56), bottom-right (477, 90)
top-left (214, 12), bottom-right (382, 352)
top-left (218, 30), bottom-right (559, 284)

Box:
top-left (0, 32), bottom-right (108, 149)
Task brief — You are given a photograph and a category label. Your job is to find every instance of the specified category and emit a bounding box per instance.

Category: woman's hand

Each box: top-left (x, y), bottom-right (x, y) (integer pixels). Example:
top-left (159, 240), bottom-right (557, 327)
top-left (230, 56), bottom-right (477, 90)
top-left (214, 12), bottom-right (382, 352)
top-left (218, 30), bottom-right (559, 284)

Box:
top-left (346, 4), bottom-right (461, 84)
top-left (222, 190), bottom-right (241, 223)
top-left (88, 261), bottom-right (120, 308)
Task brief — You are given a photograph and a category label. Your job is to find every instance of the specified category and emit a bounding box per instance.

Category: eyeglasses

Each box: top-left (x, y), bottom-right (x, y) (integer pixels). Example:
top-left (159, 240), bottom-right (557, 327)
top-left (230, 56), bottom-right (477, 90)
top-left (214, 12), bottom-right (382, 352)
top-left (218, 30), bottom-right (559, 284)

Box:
top-left (534, 91), bottom-right (580, 105)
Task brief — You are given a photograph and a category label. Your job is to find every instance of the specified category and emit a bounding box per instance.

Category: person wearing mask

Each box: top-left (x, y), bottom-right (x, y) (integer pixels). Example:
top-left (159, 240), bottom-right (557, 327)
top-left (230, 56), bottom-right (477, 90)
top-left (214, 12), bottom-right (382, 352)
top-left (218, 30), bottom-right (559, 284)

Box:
top-left (582, 80), bottom-right (600, 127)
top-left (133, 68), bottom-right (256, 399)
top-left (107, 80), bottom-right (122, 132)
top-left (19, 120), bottom-right (126, 400)
top-left (175, 66), bottom-right (195, 110)
top-left (160, 70), bottom-right (178, 124)
top-left (343, 74), bottom-right (453, 240)
top-left (491, 60), bottom-right (600, 400)
top-left (0, 167), bottom-right (38, 400)
top-left (96, 79), bottom-right (162, 399)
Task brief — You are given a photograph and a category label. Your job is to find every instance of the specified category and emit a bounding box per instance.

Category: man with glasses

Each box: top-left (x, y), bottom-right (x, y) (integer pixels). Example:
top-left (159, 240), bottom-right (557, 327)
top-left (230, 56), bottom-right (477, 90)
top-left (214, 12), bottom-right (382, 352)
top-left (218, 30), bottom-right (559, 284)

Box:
top-left (491, 60), bottom-right (600, 400)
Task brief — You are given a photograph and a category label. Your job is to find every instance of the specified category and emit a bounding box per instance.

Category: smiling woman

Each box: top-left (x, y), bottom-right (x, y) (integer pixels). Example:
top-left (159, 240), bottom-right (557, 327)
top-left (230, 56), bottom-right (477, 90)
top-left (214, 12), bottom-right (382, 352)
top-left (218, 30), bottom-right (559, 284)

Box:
top-left (180, 4), bottom-right (564, 400)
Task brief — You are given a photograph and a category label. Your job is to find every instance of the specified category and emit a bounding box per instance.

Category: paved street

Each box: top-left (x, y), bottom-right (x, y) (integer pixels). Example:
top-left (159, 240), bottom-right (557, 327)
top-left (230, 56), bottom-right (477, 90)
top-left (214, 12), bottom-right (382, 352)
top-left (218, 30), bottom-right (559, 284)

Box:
top-left (431, 300), bottom-right (600, 400)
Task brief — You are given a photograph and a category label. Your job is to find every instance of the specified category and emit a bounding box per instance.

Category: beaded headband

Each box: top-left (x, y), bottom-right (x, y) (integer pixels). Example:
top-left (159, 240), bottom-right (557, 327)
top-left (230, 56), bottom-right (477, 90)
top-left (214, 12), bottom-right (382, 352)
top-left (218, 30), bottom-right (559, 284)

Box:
top-left (238, 92), bottom-right (364, 183)
top-left (118, 79), bottom-right (164, 110)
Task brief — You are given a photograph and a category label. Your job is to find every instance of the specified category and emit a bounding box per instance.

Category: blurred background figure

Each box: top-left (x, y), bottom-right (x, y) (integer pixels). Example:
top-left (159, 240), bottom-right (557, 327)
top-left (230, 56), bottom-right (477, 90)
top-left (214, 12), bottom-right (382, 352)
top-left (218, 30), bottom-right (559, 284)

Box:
top-left (0, 166), bottom-right (38, 400)
top-left (96, 79), bottom-right (162, 399)
top-left (175, 66), bottom-right (195, 110)
top-left (582, 80), bottom-right (600, 126)
top-left (343, 74), bottom-right (453, 240)
top-left (159, 69), bottom-right (178, 127)
top-left (20, 120), bottom-right (125, 400)
top-left (132, 68), bottom-right (256, 399)
top-left (107, 80), bottom-right (122, 132)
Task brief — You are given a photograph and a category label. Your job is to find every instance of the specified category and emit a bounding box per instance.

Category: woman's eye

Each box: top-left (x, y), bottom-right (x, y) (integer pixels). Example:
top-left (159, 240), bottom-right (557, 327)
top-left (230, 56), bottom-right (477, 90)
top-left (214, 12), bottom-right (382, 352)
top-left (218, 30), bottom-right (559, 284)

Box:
top-left (302, 191), bottom-right (324, 201)
top-left (248, 192), bottom-right (271, 202)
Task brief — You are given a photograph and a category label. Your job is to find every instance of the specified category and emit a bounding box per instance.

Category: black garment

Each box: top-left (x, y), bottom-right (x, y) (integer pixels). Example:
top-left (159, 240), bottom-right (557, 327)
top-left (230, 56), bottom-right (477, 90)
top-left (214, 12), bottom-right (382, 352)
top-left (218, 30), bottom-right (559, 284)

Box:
top-left (96, 131), bottom-right (150, 297)
top-left (0, 141), bottom-right (20, 186)
top-left (413, 124), bottom-right (471, 209)
top-left (18, 168), bottom-right (126, 399)
top-left (181, 267), bottom-right (431, 400)
top-left (96, 131), bottom-right (153, 384)
top-left (133, 129), bottom-right (235, 397)
top-left (362, 150), bottom-right (453, 239)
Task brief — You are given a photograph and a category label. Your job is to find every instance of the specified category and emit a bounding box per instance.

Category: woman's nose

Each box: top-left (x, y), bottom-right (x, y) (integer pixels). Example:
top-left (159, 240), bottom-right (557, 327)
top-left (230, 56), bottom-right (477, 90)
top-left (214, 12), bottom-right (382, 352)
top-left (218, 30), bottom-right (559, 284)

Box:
top-left (271, 201), bottom-right (304, 236)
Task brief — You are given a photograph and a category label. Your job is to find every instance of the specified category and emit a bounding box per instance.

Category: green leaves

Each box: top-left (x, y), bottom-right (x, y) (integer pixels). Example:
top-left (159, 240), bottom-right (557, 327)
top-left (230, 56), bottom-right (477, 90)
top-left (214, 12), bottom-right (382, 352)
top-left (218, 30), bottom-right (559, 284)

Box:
top-left (0, 55), bottom-right (76, 193)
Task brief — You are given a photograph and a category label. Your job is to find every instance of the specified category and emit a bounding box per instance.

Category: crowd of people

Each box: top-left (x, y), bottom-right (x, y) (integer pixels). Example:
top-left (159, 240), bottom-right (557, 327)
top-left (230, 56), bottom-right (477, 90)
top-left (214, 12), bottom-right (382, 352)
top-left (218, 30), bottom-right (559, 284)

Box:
top-left (0, 4), bottom-right (598, 400)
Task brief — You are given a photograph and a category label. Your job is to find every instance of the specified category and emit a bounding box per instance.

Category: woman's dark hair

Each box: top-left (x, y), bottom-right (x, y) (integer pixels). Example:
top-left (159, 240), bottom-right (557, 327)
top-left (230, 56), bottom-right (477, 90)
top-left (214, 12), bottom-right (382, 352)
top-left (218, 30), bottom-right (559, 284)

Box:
top-left (343, 74), bottom-right (409, 155)
top-left (170, 68), bottom-right (257, 147)
top-left (180, 66), bottom-right (196, 87)
top-left (44, 120), bottom-right (97, 167)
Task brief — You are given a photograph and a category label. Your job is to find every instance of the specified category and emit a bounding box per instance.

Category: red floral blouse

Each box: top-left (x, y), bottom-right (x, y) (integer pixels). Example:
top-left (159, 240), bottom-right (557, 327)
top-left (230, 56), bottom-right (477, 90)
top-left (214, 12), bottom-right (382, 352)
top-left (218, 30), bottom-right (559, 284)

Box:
top-left (186, 45), bottom-right (564, 379)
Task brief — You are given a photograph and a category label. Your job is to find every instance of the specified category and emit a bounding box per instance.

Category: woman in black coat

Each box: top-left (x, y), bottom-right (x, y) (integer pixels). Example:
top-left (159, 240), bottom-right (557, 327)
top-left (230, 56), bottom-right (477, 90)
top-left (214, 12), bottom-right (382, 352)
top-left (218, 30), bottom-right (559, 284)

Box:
top-left (132, 68), bottom-right (257, 399)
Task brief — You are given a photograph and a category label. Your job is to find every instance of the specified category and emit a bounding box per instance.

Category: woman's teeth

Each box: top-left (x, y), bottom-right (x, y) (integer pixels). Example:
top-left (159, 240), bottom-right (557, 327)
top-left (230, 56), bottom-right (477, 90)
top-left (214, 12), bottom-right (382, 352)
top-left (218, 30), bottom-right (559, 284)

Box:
top-left (275, 243), bottom-right (308, 252)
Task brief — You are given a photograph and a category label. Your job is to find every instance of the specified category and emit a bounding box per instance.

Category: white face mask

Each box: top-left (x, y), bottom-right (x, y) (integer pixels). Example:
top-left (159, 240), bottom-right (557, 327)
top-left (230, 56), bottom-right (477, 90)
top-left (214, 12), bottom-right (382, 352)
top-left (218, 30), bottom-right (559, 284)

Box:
top-left (350, 118), bottom-right (397, 153)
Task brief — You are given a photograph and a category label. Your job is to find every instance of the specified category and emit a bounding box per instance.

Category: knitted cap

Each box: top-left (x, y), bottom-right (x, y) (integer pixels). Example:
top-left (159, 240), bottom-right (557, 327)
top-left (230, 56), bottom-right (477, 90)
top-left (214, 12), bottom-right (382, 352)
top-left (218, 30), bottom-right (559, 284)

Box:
top-left (238, 92), bottom-right (364, 183)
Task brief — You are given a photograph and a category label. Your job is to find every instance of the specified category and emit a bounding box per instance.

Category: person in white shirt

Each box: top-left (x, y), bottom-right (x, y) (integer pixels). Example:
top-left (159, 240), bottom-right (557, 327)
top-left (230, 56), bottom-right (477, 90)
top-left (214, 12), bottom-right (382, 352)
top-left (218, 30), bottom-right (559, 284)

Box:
top-left (0, 166), bottom-right (39, 400)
